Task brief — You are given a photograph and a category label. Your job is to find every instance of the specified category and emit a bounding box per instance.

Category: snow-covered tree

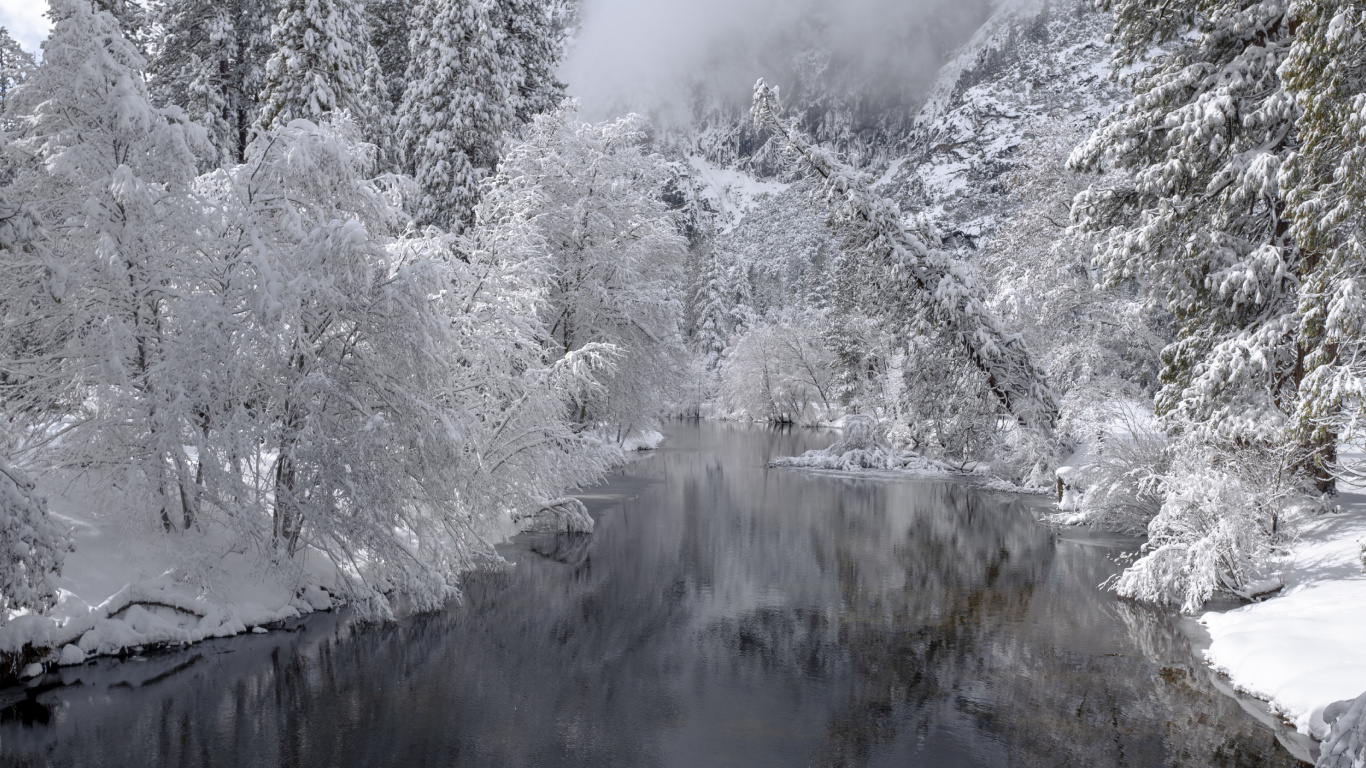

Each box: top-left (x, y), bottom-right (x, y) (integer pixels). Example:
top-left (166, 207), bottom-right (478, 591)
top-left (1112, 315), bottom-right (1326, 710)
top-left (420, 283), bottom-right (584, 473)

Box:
top-left (0, 123), bottom-right (68, 623)
top-left (1068, 0), bottom-right (1325, 483)
top-left (257, 0), bottom-right (389, 145)
top-left (691, 247), bottom-right (753, 370)
top-left (1281, 0), bottom-right (1366, 486)
top-left (149, 0), bottom-right (272, 165)
top-left (3, 0), bottom-right (215, 533)
top-left (194, 114), bottom-right (616, 614)
top-left (364, 0), bottom-right (413, 105)
top-left (0, 27), bottom-right (35, 123)
top-left (493, 0), bottom-right (566, 124)
top-left (717, 312), bottom-right (834, 424)
top-left (0, 458), bottom-right (69, 623)
top-left (751, 79), bottom-right (1059, 433)
top-left (485, 108), bottom-right (687, 439)
top-left (395, 0), bottom-right (513, 230)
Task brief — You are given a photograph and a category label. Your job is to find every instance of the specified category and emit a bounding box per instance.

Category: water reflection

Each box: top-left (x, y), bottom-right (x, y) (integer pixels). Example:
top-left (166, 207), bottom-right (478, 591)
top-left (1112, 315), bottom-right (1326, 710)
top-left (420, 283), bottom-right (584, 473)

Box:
top-left (0, 422), bottom-right (1302, 767)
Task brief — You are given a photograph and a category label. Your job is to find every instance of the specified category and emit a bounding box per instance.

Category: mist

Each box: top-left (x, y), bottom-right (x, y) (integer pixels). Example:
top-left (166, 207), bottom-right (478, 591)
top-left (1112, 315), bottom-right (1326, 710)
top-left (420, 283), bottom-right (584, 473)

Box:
top-left (561, 0), bottom-right (998, 124)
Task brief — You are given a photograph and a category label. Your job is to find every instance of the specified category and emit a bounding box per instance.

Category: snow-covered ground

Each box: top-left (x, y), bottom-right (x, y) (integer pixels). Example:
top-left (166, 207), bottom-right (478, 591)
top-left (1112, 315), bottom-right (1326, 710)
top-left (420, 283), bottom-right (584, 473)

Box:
top-left (0, 474), bottom-right (344, 678)
top-left (1201, 492), bottom-right (1366, 741)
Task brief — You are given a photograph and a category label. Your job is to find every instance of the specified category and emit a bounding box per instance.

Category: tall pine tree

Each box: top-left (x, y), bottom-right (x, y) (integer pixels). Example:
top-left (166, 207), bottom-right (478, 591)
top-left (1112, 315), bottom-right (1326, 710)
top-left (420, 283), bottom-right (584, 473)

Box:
top-left (257, 0), bottom-right (389, 146)
top-left (1283, 0), bottom-right (1366, 485)
top-left (396, 0), bottom-right (513, 231)
top-left (1067, 0), bottom-right (1327, 484)
top-left (150, 0), bottom-right (272, 165)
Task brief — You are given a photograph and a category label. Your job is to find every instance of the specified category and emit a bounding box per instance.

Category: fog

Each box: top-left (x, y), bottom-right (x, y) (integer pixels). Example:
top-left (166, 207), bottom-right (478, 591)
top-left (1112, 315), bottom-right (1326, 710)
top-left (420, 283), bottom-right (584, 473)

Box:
top-left (561, 0), bottom-right (997, 124)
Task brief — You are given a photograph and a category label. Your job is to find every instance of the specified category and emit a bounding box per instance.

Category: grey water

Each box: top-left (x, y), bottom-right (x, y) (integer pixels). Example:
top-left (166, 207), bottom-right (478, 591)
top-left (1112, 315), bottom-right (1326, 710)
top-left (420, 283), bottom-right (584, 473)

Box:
top-left (0, 422), bottom-right (1303, 767)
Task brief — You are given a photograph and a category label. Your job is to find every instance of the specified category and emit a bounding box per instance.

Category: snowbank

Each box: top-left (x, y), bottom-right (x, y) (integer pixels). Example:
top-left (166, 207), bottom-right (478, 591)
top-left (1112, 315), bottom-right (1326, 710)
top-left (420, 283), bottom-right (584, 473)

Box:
top-left (621, 429), bottom-right (665, 452)
top-left (767, 416), bottom-right (1045, 494)
top-left (1200, 497), bottom-right (1366, 741)
top-left (0, 475), bottom-right (344, 681)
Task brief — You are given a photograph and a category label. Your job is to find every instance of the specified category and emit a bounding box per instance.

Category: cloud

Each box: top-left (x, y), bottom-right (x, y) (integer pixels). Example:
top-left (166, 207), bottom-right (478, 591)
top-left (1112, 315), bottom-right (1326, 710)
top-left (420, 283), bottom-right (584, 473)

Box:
top-left (560, 0), bottom-right (995, 123)
top-left (0, 0), bottom-right (51, 55)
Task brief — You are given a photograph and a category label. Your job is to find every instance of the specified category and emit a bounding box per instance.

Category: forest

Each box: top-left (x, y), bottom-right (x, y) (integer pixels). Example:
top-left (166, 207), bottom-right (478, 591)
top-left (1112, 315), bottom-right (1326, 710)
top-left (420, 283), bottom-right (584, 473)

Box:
top-left (1, 1), bottom-right (1366, 758)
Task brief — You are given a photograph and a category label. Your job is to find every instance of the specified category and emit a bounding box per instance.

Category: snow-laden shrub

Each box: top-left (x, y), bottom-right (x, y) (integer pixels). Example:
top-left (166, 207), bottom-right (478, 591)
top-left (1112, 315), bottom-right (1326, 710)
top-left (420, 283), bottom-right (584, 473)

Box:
top-left (1108, 440), bottom-right (1307, 614)
top-left (768, 414), bottom-right (953, 474)
top-left (1054, 401), bottom-right (1168, 534)
top-left (1321, 692), bottom-right (1366, 768)
top-left (0, 459), bottom-right (70, 622)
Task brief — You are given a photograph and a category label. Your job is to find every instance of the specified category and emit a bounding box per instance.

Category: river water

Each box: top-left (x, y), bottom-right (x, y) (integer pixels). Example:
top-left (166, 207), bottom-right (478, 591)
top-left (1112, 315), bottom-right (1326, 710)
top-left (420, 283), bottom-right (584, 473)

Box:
top-left (0, 422), bottom-right (1304, 767)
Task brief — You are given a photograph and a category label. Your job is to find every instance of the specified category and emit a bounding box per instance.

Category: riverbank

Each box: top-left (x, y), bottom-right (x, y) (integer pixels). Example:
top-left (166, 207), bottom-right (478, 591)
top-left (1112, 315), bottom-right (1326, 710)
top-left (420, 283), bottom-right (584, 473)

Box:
top-left (1200, 492), bottom-right (1366, 743)
top-left (0, 431), bottom-right (672, 683)
top-left (0, 472), bottom-right (345, 683)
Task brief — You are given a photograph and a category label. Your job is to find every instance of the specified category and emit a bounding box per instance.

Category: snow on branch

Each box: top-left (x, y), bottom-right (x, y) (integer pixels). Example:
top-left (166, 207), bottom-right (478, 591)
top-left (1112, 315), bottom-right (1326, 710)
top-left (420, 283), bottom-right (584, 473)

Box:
top-left (749, 79), bottom-right (1059, 432)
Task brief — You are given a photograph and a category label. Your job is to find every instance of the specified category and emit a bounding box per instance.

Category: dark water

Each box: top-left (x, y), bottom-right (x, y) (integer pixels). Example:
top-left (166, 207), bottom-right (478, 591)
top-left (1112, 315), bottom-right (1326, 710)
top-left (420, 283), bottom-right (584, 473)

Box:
top-left (0, 422), bottom-right (1305, 767)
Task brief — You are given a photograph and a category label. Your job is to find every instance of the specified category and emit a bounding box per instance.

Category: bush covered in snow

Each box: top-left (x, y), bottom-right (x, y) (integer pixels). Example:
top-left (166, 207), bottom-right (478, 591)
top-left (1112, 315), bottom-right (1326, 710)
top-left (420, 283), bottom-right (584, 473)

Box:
top-left (1107, 439), bottom-right (1310, 614)
top-left (1320, 692), bottom-right (1366, 768)
top-left (0, 459), bottom-right (69, 622)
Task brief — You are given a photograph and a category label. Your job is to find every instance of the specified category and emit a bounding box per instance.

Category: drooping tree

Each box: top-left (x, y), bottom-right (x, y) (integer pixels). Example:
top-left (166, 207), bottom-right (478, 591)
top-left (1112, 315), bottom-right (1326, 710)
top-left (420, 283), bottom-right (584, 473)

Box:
top-left (751, 79), bottom-right (1059, 433)
top-left (484, 108), bottom-right (687, 439)
top-left (2, 0), bottom-right (213, 532)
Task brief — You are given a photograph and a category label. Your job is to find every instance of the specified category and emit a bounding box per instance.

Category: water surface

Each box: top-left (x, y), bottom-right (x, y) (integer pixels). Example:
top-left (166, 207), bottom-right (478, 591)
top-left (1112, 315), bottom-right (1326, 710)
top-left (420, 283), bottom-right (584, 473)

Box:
top-left (0, 422), bottom-right (1304, 767)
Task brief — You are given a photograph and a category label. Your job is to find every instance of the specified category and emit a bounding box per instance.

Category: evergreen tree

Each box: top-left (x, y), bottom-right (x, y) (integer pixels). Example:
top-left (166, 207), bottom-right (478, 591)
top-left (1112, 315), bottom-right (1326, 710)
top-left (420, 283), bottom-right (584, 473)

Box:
top-left (396, 0), bottom-right (513, 231)
top-left (1067, 0), bottom-right (1321, 482)
top-left (1282, 0), bottom-right (1366, 485)
top-left (691, 248), bottom-right (752, 370)
top-left (494, 0), bottom-right (566, 124)
top-left (257, 0), bottom-right (389, 146)
top-left (149, 0), bottom-right (272, 165)
top-left (364, 0), bottom-right (413, 105)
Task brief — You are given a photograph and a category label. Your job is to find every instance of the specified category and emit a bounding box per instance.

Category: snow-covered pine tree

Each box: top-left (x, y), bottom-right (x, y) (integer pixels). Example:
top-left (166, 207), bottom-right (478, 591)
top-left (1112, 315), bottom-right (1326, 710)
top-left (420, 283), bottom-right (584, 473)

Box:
top-left (3, 0), bottom-right (214, 532)
top-left (92, 0), bottom-right (151, 52)
top-left (395, 0), bottom-right (513, 231)
top-left (0, 27), bottom-right (35, 122)
top-left (751, 79), bottom-right (1059, 433)
top-left (1282, 0), bottom-right (1366, 486)
top-left (493, 0), bottom-right (566, 124)
top-left (257, 0), bottom-right (389, 147)
top-left (364, 0), bottom-right (413, 105)
top-left (1068, 0), bottom-right (1324, 482)
top-left (691, 248), bottom-right (752, 371)
top-left (149, 0), bottom-right (272, 166)
top-left (485, 108), bottom-right (686, 439)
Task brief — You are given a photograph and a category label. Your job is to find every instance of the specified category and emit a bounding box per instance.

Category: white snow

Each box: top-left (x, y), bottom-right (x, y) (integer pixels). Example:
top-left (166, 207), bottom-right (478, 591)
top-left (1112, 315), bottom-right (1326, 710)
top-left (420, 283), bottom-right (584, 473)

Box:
top-left (0, 472), bottom-right (343, 667)
top-left (620, 430), bottom-right (666, 452)
top-left (1201, 494), bottom-right (1366, 739)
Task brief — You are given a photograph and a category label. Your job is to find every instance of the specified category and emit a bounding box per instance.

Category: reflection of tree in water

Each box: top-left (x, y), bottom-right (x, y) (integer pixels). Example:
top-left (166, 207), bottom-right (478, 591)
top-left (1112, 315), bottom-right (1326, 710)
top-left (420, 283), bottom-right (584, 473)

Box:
top-left (693, 478), bottom-right (1300, 767)
top-left (0, 423), bottom-right (1302, 767)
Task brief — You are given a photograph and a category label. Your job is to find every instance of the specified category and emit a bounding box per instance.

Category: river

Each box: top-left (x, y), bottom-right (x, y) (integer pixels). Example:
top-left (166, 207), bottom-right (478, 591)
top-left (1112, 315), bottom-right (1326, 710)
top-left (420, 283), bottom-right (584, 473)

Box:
top-left (0, 421), bottom-right (1305, 766)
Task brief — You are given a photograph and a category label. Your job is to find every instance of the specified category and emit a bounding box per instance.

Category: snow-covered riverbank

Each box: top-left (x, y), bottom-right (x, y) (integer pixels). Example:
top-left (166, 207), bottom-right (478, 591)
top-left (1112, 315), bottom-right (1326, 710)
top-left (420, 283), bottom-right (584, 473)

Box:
top-left (1200, 496), bottom-right (1366, 744)
top-left (0, 474), bottom-right (345, 681)
top-left (1, 432), bottom-right (670, 682)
